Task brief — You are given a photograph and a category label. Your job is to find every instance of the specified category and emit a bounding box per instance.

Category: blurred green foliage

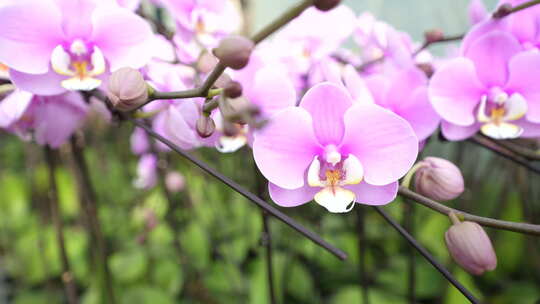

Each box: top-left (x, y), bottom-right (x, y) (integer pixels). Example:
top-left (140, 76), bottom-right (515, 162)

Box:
top-left (1, 125), bottom-right (539, 303)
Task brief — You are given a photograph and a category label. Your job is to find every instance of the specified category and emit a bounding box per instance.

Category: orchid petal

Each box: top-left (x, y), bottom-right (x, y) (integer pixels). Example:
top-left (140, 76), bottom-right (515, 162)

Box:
top-left (504, 51), bottom-right (540, 123)
top-left (0, 0), bottom-right (63, 74)
top-left (341, 104), bottom-right (418, 186)
top-left (345, 181), bottom-right (398, 206)
top-left (300, 82), bottom-right (352, 145)
top-left (253, 107), bottom-right (320, 189)
top-left (464, 31), bottom-right (522, 87)
top-left (268, 182), bottom-right (318, 207)
top-left (314, 187), bottom-right (356, 213)
top-left (428, 57), bottom-right (485, 126)
top-left (91, 6), bottom-right (153, 70)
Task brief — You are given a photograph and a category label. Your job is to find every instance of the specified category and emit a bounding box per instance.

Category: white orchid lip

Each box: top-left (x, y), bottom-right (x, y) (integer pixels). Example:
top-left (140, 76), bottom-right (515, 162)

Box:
top-left (307, 152), bottom-right (364, 213)
top-left (476, 92), bottom-right (527, 140)
top-left (51, 41), bottom-right (106, 91)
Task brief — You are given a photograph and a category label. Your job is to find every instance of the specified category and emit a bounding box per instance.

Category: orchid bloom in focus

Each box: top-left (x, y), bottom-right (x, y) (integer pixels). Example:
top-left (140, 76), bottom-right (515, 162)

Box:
top-left (253, 83), bottom-right (418, 213)
top-left (0, 0), bottom-right (153, 95)
top-left (429, 31), bottom-right (540, 140)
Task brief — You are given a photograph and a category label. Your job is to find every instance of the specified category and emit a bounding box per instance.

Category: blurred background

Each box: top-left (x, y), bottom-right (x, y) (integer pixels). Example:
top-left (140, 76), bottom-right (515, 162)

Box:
top-left (2, 0), bottom-right (540, 303)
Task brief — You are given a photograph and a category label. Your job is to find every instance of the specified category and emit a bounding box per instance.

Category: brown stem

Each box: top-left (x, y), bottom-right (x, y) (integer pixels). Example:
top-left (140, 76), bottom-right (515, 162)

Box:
top-left (398, 186), bottom-right (540, 236)
top-left (69, 138), bottom-right (115, 304)
top-left (412, 34), bottom-right (464, 57)
top-left (44, 147), bottom-right (79, 304)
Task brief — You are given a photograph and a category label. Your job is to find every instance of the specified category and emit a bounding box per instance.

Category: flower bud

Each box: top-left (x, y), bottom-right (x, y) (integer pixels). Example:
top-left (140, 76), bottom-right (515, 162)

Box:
top-left (107, 67), bottom-right (149, 112)
top-left (196, 115), bottom-right (216, 138)
top-left (314, 0), bottom-right (341, 11)
top-left (414, 157), bottom-right (464, 201)
top-left (424, 29), bottom-right (444, 43)
top-left (213, 35), bottom-right (254, 70)
top-left (224, 81), bottom-right (243, 99)
top-left (445, 220), bottom-right (497, 275)
top-left (493, 3), bottom-right (512, 18)
top-left (197, 50), bottom-right (218, 74)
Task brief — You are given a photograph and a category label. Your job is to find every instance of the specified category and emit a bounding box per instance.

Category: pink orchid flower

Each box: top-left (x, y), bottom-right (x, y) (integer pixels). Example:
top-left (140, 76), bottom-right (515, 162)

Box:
top-left (364, 66), bottom-right (441, 141)
top-left (158, 0), bottom-right (241, 47)
top-left (0, 90), bottom-right (88, 147)
top-left (0, 0), bottom-right (153, 95)
top-left (253, 83), bottom-right (418, 213)
top-left (310, 59), bottom-right (439, 142)
top-left (462, 0), bottom-right (540, 52)
top-left (429, 31), bottom-right (540, 140)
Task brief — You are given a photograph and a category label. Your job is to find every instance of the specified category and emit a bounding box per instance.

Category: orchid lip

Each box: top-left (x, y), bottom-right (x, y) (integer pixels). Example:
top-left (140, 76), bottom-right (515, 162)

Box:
top-left (307, 153), bottom-right (364, 213)
top-left (476, 93), bottom-right (527, 139)
top-left (51, 43), bottom-right (106, 91)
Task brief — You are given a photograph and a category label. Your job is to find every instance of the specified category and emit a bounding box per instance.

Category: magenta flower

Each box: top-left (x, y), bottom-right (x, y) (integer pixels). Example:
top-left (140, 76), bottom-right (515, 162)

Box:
top-left (0, 0), bottom-right (153, 95)
top-left (0, 90), bottom-right (88, 147)
top-left (430, 31), bottom-right (540, 140)
top-left (253, 83), bottom-right (418, 213)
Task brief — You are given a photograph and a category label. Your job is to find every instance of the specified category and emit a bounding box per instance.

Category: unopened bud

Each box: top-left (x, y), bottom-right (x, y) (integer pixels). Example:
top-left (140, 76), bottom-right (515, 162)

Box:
top-left (107, 67), bottom-right (149, 112)
top-left (314, 0), bottom-right (341, 11)
top-left (445, 220), bottom-right (497, 275)
top-left (424, 29), bottom-right (444, 43)
top-left (196, 115), bottom-right (216, 138)
top-left (165, 171), bottom-right (185, 193)
top-left (493, 3), bottom-right (512, 18)
top-left (213, 35), bottom-right (254, 70)
top-left (414, 157), bottom-right (464, 201)
top-left (224, 81), bottom-right (243, 98)
top-left (416, 63), bottom-right (434, 78)
top-left (219, 96), bottom-right (256, 124)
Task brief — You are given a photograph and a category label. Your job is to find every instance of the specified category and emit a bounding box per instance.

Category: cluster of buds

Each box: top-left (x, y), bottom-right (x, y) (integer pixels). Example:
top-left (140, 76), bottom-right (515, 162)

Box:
top-left (445, 213), bottom-right (497, 275)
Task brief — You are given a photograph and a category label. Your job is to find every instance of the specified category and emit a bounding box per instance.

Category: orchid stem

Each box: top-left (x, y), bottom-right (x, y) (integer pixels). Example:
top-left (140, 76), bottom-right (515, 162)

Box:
top-left (253, 162), bottom-right (277, 304)
top-left (356, 207), bottom-right (370, 304)
top-left (398, 186), bottom-right (540, 236)
top-left (402, 200), bottom-right (416, 304)
top-left (494, 0), bottom-right (540, 18)
top-left (469, 135), bottom-right (540, 175)
top-left (143, 0), bottom-right (314, 106)
top-left (69, 138), bottom-right (115, 304)
top-left (132, 118), bottom-right (348, 260)
top-left (413, 34), bottom-right (464, 57)
top-left (44, 147), bottom-right (79, 304)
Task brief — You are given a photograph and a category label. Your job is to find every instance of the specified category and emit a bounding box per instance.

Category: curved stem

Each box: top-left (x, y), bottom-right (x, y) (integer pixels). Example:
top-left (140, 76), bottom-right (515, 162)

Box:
top-left (398, 186), bottom-right (540, 236)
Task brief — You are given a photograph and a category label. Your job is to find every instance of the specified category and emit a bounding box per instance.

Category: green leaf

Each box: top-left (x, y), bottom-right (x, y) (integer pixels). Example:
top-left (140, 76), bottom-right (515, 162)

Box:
top-left (110, 249), bottom-right (148, 284)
